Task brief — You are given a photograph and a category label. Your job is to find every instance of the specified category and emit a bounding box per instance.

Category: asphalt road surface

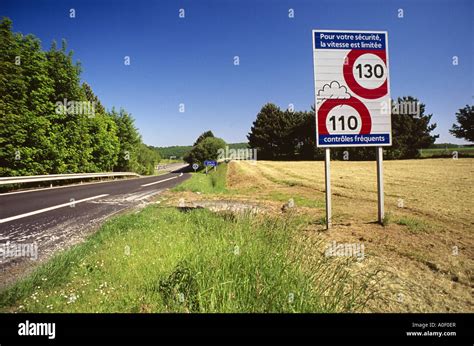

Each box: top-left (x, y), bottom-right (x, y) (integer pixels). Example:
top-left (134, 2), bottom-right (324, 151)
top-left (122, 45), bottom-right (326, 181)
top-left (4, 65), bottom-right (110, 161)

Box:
top-left (0, 167), bottom-right (190, 286)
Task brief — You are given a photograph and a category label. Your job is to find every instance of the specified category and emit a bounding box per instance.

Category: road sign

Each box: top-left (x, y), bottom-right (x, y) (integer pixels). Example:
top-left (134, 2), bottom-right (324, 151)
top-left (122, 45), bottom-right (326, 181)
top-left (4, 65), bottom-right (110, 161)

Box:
top-left (204, 160), bottom-right (217, 167)
top-left (313, 30), bottom-right (391, 148)
top-left (312, 29), bottom-right (390, 228)
top-left (203, 160), bottom-right (217, 174)
top-left (192, 163), bottom-right (199, 172)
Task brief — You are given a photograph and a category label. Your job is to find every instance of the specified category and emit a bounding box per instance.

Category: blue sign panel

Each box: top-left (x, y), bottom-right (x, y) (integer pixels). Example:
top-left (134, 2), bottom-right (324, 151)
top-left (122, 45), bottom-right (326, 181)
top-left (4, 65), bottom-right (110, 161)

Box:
top-left (204, 160), bottom-right (217, 167)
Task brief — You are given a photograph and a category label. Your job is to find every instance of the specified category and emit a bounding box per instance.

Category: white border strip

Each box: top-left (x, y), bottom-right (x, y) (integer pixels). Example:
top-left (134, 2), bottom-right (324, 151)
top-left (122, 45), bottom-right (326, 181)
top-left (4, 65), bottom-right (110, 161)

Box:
top-left (141, 176), bottom-right (179, 187)
top-left (0, 194), bottom-right (109, 224)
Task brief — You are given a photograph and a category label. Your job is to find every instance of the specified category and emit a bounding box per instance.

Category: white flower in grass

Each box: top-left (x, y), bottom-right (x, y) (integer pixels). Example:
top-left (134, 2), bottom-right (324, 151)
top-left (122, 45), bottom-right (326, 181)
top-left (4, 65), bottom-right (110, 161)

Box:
top-left (67, 293), bottom-right (78, 304)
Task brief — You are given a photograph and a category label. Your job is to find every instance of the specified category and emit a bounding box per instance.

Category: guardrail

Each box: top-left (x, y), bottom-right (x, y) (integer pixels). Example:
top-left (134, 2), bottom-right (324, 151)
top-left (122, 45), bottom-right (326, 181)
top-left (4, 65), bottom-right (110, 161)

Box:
top-left (0, 172), bottom-right (141, 185)
top-left (156, 163), bottom-right (189, 171)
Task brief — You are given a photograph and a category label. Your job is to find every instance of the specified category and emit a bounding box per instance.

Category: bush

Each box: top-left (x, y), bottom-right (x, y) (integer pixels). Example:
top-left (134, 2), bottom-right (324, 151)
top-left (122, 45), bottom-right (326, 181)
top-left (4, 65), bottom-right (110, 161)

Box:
top-left (184, 136), bottom-right (226, 165)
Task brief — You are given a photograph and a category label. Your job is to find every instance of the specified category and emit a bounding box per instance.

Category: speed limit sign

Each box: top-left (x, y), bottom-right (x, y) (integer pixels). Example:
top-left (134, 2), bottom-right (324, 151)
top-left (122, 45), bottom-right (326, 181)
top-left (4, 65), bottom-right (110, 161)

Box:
top-left (312, 30), bottom-right (391, 147)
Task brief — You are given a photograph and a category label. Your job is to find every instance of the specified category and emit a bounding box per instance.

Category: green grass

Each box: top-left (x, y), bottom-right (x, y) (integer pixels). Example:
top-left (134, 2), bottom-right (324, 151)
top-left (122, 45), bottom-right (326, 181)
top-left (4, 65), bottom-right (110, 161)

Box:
top-left (173, 163), bottom-right (228, 194)
top-left (0, 206), bottom-right (372, 313)
top-left (381, 212), bottom-right (392, 227)
top-left (396, 217), bottom-right (427, 232)
top-left (264, 191), bottom-right (324, 209)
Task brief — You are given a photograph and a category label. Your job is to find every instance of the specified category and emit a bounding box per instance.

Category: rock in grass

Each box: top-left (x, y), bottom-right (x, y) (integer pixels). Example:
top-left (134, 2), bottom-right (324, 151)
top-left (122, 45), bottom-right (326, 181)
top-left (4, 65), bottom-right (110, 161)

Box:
top-left (281, 198), bottom-right (295, 212)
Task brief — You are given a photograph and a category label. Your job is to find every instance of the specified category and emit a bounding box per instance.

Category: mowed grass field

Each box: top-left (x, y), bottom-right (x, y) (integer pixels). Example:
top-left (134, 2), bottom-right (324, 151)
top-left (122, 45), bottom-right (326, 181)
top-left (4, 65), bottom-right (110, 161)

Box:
top-left (220, 159), bottom-right (473, 312)
top-left (227, 159), bottom-right (473, 228)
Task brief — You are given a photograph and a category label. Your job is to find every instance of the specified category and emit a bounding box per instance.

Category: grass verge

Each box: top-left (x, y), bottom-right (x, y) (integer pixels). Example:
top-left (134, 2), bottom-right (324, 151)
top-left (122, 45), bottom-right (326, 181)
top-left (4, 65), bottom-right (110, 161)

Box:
top-left (0, 206), bottom-right (373, 313)
top-left (264, 191), bottom-right (324, 209)
top-left (172, 163), bottom-right (228, 194)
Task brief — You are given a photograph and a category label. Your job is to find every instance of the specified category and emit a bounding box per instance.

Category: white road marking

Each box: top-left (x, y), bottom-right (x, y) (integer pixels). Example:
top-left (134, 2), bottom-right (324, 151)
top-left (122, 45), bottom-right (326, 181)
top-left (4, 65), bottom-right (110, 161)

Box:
top-left (0, 194), bottom-right (109, 224)
top-left (141, 176), bottom-right (179, 187)
top-left (0, 173), bottom-right (176, 196)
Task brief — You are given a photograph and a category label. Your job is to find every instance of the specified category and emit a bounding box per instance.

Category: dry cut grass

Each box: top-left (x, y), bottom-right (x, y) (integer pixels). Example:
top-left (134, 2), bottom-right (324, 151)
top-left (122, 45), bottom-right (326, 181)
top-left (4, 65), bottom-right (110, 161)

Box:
top-left (226, 159), bottom-right (473, 312)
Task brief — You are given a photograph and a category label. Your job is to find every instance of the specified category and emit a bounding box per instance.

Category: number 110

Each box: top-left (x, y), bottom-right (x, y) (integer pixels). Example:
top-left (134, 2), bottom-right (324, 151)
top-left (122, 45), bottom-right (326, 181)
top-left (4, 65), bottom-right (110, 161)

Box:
top-left (329, 115), bottom-right (358, 131)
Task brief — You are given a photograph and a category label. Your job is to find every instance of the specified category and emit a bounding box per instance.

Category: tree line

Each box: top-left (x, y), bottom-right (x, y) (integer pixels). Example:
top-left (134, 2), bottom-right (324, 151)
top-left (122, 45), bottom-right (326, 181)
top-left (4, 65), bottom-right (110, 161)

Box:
top-left (154, 142), bottom-right (248, 161)
top-left (247, 97), bottom-right (467, 160)
top-left (0, 18), bottom-right (160, 176)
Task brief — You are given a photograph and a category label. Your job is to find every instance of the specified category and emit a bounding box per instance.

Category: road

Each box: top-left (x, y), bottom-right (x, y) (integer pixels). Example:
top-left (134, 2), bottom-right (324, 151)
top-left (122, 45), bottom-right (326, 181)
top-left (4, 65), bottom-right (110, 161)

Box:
top-left (0, 167), bottom-right (190, 286)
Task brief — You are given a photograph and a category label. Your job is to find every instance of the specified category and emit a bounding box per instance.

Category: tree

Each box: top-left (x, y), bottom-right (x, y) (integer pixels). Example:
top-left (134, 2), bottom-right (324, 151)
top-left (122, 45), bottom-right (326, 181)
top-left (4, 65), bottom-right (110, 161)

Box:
top-left (290, 108), bottom-right (322, 160)
top-left (136, 144), bottom-right (161, 175)
top-left (193, 130), bottom-right (215, 146)
top-left (0, 17), bottom-right (158, 176)
top-left (0, 18), bottom-right (57, 176)
top-left (81, 82), bottom-right (106, 115)
top-left (46, 39), bottom-right (94, 173)
top-left (152, 145), bottom-right (192, 160)
top-left (247, 103), bottom-right (301, 159)
top-left (81, 83), bottom-right (120, 171)
top-left (450, 105), bottom-right (474, 142)
top-left (184, 136), bottom-right (226, 165)
top-left (110, 108), bottom-right (141, 172)
top-left (385, 97), bottom-right (438, 159)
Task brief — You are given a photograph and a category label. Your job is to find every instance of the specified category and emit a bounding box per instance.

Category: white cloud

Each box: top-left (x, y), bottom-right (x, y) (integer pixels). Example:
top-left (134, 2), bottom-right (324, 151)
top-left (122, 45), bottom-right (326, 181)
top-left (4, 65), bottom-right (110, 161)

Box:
top-left (317, 81), bottom-right (351, 101)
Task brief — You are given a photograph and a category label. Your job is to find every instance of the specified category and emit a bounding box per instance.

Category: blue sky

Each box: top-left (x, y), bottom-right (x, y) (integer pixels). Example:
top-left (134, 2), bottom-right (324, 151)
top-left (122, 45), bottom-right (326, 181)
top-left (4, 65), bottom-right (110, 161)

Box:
top-left (2, 0), bottom-right (473, 146)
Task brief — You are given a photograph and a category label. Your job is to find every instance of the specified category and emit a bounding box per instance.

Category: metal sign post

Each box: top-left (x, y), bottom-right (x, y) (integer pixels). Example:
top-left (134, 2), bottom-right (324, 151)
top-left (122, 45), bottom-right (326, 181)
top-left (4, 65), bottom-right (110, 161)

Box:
top-left (204, 160), bottom-right (217, 174)
top-left (376, 147), bottom-right (384, 223)
top-left (325, 148), bottom-right (332, 229)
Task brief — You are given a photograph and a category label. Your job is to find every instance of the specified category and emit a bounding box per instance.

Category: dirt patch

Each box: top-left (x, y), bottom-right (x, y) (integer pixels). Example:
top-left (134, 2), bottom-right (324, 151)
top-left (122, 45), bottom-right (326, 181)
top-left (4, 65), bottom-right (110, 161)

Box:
top-left (176, 200), bottom-right (262, 214)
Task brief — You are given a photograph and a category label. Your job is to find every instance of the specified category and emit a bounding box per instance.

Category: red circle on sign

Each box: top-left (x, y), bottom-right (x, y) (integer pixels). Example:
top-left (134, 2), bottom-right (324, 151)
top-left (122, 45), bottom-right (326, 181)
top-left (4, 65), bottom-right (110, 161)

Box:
top-left (318, 97), bottom-right (372, 135)
top-left (343, 49), bottom-right (387, 99)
